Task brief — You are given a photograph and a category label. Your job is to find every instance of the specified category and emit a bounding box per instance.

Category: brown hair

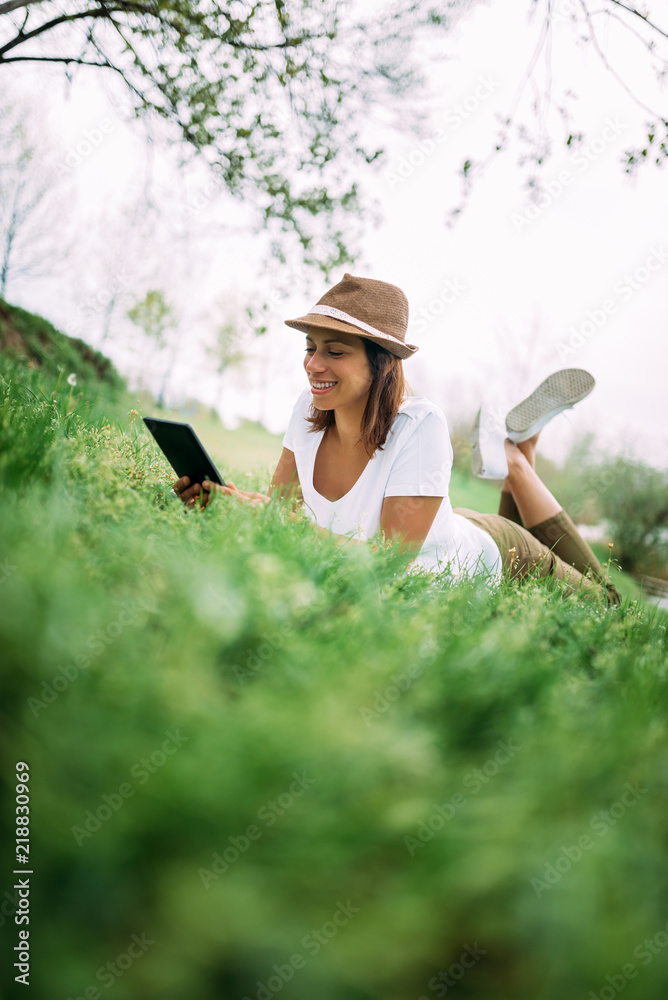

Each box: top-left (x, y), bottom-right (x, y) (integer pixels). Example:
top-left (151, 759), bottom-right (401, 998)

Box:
top-left (305, 339), bottom-right (410, 456)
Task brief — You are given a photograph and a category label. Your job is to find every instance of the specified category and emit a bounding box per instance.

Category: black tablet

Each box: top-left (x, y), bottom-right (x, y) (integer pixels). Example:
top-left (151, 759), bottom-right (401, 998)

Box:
top-left (142, 417), bottom-right (227, 486)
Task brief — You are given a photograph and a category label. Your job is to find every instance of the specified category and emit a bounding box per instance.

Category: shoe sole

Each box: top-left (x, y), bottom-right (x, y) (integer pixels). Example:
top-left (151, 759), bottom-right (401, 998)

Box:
top-left (506, 369), bottom-right (595, 442)
top-left (471, 404), bottom-right (508, 479)
top-left (471, 407), bottom-right (483, 475)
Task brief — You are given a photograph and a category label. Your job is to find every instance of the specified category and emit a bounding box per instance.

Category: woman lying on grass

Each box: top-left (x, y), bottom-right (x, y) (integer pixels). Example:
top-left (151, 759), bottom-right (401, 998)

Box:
top-left (173, 274), bottom-right (621, 606)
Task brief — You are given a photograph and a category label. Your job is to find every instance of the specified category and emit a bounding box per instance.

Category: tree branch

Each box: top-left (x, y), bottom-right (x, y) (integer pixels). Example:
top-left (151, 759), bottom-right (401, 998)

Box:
top-left (505, 11), bottom-right (551, 131)
top-left (82, 21), bottom-right (152, 108)
top-left (578, 0), bottom-right (661, 118)
top-left (0, 53), bottom-right (121, 70)
top-left (607, 0), bottom-right (668, 42)
top-left (0, 0), bottom-right (35, 15)
top-left (0, 6), bottom-right (127, 57)
top-left (0, 2), bottom-right (333, 64)
top-left (588, 6), bottom-right (661, 50)
top-left (0, 46), bottom-right (149, 113)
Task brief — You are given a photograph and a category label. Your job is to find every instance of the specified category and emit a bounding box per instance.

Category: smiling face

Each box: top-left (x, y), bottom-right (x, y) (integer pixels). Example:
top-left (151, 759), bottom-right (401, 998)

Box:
top-left (303, 328), bottom-right (373, 414)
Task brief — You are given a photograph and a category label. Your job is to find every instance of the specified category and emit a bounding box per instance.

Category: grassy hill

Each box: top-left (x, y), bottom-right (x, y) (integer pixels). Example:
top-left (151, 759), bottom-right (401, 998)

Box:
top-left (1, 318), bottom-right (667, 1000)
top-left (0, 299), bottom-right (124, 391)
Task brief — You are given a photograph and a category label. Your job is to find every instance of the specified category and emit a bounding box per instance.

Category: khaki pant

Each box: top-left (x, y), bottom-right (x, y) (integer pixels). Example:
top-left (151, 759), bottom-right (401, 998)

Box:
top-left (454, 492), bottom-right (622, 606)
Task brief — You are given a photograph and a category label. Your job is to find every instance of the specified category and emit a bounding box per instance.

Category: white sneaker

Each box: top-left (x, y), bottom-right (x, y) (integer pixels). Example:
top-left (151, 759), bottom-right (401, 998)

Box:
top-left (506, 369), bottom-right (595, 443)
top-left (471, 403), bottom-right (508, 479)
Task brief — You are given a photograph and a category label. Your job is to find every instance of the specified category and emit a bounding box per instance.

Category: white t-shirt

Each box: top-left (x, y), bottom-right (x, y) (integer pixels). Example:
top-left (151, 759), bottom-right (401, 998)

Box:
top-left (282, 388), bottom-right (502, 582)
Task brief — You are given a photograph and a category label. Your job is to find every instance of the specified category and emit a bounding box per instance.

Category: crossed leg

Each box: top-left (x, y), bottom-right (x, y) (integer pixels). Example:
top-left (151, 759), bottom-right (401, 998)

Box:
top-left (497, 435), bottom-right (621, 604)
top-left (499, 435), bottom-right (559, 527)
top-left (456, 433), bottom-right (621, 603)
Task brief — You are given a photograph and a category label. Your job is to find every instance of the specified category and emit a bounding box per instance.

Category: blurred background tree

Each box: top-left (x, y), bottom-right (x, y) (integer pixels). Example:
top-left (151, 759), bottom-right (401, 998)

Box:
top-left (206, 301), bottom-right (249, 414)
top-left (596, 455), bottom-right (668, 576)
top-left (2, 1), bottom-right (666, 275)
top-left (89, 202), bottom-right (157, 349)
top-left (450, 0), bottom-right (668, 216)
top-left (0, 95), bottom-right (72, 297)
top-left (0, 0), bottom-right (462, 274)
top-left (127, 288), bottom-right (178, 405)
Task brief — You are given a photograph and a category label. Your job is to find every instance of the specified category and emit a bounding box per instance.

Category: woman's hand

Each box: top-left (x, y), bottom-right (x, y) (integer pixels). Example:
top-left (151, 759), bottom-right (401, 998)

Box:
top-left (172, 476), bottom-right (203, 508)
top-left (172, 477), bottom-right (271, 510)
top-left (204, 479), bottom-right (271, 507)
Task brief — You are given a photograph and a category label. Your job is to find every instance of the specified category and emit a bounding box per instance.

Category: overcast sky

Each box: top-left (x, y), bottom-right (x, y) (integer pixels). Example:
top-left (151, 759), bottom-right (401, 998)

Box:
top-left (5, 0), bottom-right (668, 468)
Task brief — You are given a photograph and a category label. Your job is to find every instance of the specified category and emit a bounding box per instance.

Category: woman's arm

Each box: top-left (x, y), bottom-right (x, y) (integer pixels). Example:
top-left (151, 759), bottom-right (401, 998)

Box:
top-left (379, 495), bottom-right (444, 557)
top-left (268, 447), bottom-right (303, 503)
top-left (317, 495), bottom-right (443, 557)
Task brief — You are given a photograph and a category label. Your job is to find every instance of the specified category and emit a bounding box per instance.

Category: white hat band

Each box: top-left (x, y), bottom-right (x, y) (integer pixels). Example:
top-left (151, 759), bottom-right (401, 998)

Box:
top-left (309, 304), bottom-right (404, 346)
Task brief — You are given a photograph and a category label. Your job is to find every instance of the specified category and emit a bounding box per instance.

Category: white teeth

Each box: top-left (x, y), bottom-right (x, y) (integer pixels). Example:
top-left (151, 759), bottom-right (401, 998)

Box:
top-left (312, 381), bottom-right (336, 388)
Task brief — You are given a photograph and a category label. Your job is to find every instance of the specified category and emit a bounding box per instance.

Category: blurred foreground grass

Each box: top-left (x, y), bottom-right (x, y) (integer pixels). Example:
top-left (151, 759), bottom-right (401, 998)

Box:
top-left (1, 357), bottom-right (667, 1000)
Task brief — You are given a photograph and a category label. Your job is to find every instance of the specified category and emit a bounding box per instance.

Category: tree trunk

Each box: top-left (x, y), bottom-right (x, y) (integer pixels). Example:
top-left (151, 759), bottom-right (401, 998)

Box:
top-left (99, 294), bottom-right (118, 347)
top-left (0, 200), bottom-right (18, 298)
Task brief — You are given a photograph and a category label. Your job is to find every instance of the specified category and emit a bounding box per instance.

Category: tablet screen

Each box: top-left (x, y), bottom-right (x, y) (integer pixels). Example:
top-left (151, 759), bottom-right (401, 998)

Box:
top-left (143, 418), bottom-right (226, 486)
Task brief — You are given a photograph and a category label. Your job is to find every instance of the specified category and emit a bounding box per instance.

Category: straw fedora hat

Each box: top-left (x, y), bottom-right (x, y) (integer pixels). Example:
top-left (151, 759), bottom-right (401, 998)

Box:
top-left (284, 273), bottom-right (419, 359)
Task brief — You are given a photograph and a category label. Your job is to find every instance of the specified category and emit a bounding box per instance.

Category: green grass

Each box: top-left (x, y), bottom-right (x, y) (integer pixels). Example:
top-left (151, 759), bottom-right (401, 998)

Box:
top-left (0, 298), bottom-right (124, 393)
top-left (2, 356), bottom-right (668, 1000)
